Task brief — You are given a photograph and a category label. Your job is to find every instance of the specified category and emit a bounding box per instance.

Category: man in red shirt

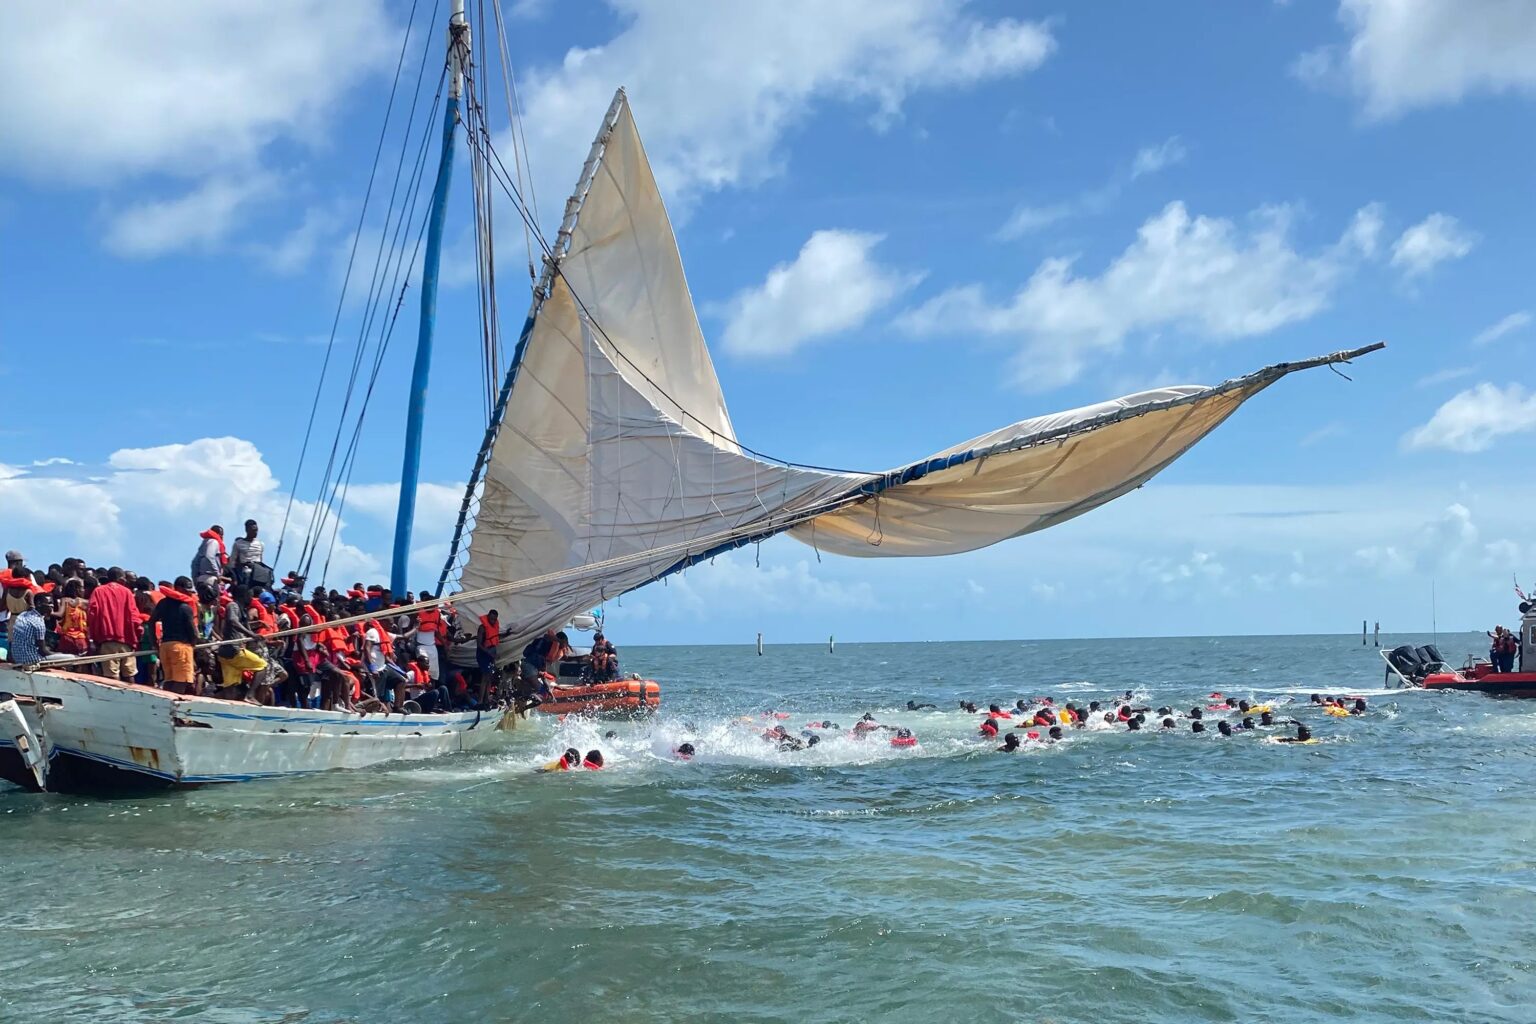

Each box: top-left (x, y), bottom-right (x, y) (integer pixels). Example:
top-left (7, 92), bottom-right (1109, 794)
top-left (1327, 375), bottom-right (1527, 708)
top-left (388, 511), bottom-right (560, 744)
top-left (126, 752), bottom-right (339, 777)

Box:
top-left (87, 566), bottom-right (141, 682)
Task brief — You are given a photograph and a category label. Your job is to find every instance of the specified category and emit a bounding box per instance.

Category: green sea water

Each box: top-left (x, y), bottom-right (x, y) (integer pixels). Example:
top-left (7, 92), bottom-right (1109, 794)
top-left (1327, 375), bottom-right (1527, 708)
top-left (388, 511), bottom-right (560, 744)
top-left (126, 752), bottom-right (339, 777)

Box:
top-left (5, 633), bottom-right (1535, 1023)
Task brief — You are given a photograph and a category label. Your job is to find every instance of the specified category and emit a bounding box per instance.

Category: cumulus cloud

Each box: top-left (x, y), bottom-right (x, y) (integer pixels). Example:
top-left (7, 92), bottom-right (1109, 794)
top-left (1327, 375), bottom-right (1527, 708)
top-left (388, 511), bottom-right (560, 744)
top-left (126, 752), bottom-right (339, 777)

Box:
top-left (1472, 311), bottom-right (1531, 347)
top-left (1403, 383), bottom-right (1536, 453)
top-left (902, 200), bottom-right (1381, 390)
top-left (719, 230), bottom-right (919, 357)
top-left (0, 2), bottom-right (395, 254)
top-left (0, 437), bottom-right (458, 588)
top-left (1296, 0), bottom-right (1536, 117)
top-left (1390, 213), bottom-right (1476, 278)
top-left (518, 1), bottom-right (1054, 210)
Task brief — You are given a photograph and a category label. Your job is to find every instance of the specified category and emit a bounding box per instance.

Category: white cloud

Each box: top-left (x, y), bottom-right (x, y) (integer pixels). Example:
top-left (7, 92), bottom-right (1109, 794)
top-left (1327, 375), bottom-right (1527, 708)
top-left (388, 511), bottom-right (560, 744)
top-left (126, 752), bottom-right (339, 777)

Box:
top-left (519, 1), bottom-right (1054, 210)
top-left (104, 174), bottom-right (276, 259)
top-left (1404, 383), bottom-right (1536, 453)
top-left (255, 203), bottom-right (346, 275)
top-left (0, 437), bottom-right (459, 589)
top-left (1472, 311), bottom-right (1531, 347)
top-left (0, 3), bottom-right (395, 184)
top-left (901, 200), bottom-right (1380, 390)
top-left (1390, 213), bottom-right (1476, 278)
top-left (1130, 136), bottom-right (1187, 179)
top-left (1303, 0), bottom-right (1536, 117)
top-left (0, 2), bottom-right (395, 255)
top-left (719, 230), bottom-right (919, 357)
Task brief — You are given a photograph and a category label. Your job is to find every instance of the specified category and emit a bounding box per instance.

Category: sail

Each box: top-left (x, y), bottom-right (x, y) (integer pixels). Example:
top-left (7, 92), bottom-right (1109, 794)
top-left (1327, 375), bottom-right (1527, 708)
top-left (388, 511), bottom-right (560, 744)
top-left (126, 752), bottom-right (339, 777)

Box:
top-left (451, 89), bottom-right (1379, 656)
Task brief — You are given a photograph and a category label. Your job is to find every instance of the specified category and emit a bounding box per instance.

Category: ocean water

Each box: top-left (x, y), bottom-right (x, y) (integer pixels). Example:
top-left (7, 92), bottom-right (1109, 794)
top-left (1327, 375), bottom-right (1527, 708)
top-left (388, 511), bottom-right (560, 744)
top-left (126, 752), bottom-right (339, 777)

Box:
top-left (5, 633), bottom-right (1536, 1024)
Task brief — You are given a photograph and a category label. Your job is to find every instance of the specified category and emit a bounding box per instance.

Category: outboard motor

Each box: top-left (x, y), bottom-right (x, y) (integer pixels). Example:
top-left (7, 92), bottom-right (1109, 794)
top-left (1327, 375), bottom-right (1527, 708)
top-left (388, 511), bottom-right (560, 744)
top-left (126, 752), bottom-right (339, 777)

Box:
top-left (1415, 645), bottom-right (1447, 671)
top-left (1386, 645), bottom-right (1425, 683)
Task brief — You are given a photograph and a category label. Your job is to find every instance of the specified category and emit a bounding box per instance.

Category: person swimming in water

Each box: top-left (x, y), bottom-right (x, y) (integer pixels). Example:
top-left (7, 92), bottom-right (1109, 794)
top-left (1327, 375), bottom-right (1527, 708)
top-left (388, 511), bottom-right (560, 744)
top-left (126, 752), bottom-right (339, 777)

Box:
top-left (999, 732), bottom-right (1021, 752)
top-left (1191, 721), bottom-right (1206, 734)
top-left (1160, 717), bottom-right (1176, 730)
top-left (1352, 698), bottom-right (1367, 715)
top-left (1310, 693), bottom-right (1323, 705)
top-left (958, 700), bottom-right (978, 713)
top-left (1047, 725), bottom-right (1063, 742)
top-left (1241, 717), bottom-right (1255, 730)
top-left (907, 700), bottom-right (937, 711)
top-left (582, 749), bottom-right (605, 769)
top-left (1217, 720), bottom-right (1233, 736)
top-left (1188, 707), bottom-right (1204, 721)
top-left (1274, 724), bottom-right (1313, 744)
top-left (1126, 718), bottom-right (1142, 731)
top-left (674, 742), bottom-right (696, 760)
top-left (1260, 711), bottom-right (1275, 727)
top-left (539, 747), bottom-right (582, 772)
top-left (979, 719), bottom-right (999, 739)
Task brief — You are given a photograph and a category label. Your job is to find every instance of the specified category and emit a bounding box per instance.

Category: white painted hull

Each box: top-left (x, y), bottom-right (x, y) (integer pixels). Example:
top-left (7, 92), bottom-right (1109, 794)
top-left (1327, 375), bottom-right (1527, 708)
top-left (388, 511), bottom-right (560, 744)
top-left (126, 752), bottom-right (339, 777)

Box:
top-left (0, 666), bottom-right (513, 792)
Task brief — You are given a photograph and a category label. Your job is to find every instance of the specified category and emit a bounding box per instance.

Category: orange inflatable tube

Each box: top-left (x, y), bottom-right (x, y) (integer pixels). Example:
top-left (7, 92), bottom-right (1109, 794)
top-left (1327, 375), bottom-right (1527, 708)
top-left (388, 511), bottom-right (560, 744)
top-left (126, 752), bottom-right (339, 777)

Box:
top-left (535, 680), bottom-right (661, 715)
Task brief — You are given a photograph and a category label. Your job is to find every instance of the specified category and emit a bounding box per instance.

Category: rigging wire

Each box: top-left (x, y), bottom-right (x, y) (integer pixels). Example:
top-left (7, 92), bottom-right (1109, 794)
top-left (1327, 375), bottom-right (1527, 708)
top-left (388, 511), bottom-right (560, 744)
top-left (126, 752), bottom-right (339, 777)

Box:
top-left (294, 19), bottom-right (447, 573)
top-left (275, 0), bottom-right (428, 569)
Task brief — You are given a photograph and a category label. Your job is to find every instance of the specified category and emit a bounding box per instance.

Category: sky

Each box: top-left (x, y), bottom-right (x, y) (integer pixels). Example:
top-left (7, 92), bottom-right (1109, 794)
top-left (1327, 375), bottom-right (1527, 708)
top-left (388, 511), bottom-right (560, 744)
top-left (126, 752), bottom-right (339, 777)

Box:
top-left (2, 0), bottom-right (1534, 645)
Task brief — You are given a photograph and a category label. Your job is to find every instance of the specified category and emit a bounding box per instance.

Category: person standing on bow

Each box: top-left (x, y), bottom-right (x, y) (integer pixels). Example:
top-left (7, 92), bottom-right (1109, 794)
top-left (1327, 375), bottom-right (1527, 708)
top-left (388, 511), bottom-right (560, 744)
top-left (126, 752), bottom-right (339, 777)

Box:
top-left (229, 519), bottom-right (264, 589)
top-left (87, 567), bottom-right (140, 682)
top-left (191, 525), bottom-right (227, 589)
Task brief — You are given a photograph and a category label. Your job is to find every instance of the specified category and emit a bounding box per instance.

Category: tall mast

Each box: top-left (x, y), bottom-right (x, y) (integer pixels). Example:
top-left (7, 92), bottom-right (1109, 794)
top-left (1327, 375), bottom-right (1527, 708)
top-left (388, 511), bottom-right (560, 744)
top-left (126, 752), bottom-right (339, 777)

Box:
top-left (392, 0), bottom-right (468, 595)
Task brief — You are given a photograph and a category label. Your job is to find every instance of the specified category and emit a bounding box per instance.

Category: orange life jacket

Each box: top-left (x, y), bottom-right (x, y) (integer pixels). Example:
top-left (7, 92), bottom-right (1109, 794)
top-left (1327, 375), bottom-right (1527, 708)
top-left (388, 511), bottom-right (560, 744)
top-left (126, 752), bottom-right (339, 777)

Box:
top-left (365, 619), bottom-right (394, 658)
top-left (249, 600), bottom-right (277, 635)
top-left (479, 615), bottom-right (499, 650)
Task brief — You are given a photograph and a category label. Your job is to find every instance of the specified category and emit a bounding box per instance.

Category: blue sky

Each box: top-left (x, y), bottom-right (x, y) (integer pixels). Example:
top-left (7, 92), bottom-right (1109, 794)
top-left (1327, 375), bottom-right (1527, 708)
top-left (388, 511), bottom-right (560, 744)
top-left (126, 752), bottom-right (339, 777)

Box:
top-left (2, 0), bottom-right (1534, 645)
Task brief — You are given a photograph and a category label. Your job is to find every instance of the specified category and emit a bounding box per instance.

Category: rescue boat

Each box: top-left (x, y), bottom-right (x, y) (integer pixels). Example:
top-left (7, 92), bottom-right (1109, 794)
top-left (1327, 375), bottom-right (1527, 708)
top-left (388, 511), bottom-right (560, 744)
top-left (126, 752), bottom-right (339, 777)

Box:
top-left (1381, 601), bottom-right (1536, 698)
top-left (535, 678), bottom-right (661, 716)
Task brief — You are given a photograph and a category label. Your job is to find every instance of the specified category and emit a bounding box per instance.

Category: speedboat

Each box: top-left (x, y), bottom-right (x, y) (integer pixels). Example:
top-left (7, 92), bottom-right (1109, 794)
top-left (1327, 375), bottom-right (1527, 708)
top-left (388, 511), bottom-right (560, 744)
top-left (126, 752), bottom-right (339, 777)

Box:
top-left (1381, 603), bottom-right (1536, 698)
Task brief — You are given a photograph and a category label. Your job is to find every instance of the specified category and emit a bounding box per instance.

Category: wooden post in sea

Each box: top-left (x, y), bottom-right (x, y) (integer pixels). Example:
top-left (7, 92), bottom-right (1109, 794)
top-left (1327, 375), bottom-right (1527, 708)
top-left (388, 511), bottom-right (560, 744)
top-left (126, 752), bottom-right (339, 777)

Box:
top-left (1362, 620), bottom-right (1367, 646)
top-left (829, 635), bottom-right (835, 654)
top-left (756, 632), bottom-right (763, 656)
top-left (1374, 621), bottom-right (1380, 648)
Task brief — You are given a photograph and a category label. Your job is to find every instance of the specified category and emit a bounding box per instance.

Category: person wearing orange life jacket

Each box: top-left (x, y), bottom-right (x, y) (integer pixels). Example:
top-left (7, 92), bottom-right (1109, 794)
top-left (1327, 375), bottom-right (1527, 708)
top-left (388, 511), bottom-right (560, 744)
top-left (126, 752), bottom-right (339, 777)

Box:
top-left (416, 592), bottom-right (454, 682)
top-left (517, 628), bottom-right (571, 705)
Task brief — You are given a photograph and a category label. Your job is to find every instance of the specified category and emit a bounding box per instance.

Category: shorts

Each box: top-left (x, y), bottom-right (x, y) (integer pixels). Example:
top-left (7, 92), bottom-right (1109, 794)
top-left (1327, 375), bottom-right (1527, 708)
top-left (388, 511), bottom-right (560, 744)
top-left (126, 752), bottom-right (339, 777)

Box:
top-left (476, 649), bottom-right (496, 674)
top-left (159, 641), bottom-right (195, 685)
top-left (218, 648), bottom-right (267, 689)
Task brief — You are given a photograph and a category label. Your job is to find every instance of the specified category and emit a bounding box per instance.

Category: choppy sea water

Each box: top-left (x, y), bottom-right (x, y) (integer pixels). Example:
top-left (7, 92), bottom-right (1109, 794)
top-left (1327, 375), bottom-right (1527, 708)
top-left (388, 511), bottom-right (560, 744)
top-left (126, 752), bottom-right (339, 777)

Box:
top-left (5, 633), bottom-right (1536, 1024)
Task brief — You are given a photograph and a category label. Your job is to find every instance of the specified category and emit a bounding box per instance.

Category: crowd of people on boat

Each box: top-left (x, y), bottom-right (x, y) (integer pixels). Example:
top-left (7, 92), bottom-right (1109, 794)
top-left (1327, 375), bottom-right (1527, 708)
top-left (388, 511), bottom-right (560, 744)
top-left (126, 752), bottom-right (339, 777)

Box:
top-left (0, 522), bottom-right (622, 715)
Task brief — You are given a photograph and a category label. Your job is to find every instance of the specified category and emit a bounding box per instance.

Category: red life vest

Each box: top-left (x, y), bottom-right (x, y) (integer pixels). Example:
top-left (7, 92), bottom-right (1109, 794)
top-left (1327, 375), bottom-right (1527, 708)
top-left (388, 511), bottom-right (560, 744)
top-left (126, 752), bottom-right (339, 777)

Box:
top-left (479, 615), bottom-right (499, 650)
top-left (419, 606), bottom-right (443, 640)
top-left (365, 619), bottom-right (394, 658)
top-left (249, 600), bottom-right (277, 635)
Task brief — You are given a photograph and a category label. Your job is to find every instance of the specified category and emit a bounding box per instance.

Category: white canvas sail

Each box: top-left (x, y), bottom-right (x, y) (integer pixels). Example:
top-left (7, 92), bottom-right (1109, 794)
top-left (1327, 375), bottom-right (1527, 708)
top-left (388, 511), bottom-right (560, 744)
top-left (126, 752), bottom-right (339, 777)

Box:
top-left (450, 89), bottom-right (1378, 656)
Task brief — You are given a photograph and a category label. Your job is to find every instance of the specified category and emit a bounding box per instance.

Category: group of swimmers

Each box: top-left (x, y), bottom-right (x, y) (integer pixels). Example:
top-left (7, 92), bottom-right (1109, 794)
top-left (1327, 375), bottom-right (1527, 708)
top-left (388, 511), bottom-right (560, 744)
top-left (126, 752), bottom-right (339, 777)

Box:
top-left (539, 690), bottom-right (1370, 771)
top-left (963, 690), bottom-right (1369, 749)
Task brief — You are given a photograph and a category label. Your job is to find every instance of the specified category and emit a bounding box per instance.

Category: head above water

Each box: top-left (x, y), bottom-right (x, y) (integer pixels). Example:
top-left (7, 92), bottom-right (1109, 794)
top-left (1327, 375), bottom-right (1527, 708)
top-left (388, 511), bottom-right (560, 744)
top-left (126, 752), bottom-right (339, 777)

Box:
top-left (1126, 718), bottom-right (1142, 731)
top-left (1217, 720), bottom-right (1233, 736)
top-left (584, 750), bottom-right (604, 768)
top-left (1048, 726), bottom-right (1063, 741)
top-left (1191, 721), bottom-right (1206, 733)
top-left (1296, 725), bottom-right (1312, 741)
top-left (1261, 712), bottom-right (1274, 726)
top-left (1161, 717), bottom-right (1175, 729)
top-left (562, 748), bottom-right (581, 766)
top-left (675, 742), bottom-right (696, 758)
top-left (1001, 733), bottom-right (1020, 750)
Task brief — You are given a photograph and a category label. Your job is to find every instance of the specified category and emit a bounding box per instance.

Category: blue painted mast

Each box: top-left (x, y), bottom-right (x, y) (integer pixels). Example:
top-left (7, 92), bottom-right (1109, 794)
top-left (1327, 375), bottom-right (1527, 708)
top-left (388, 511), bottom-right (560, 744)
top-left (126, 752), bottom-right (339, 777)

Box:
top-left (392, 0), bottom-right (468, 595)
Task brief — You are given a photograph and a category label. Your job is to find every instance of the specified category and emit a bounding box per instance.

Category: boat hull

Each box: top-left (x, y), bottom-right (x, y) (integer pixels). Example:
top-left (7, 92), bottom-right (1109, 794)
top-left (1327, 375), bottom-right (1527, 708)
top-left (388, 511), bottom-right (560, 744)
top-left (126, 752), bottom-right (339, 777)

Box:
top-left (1422, 670), bottom-right (1536, 699)
top-left (0, 666), bottom-right (512, 794)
